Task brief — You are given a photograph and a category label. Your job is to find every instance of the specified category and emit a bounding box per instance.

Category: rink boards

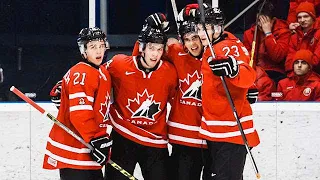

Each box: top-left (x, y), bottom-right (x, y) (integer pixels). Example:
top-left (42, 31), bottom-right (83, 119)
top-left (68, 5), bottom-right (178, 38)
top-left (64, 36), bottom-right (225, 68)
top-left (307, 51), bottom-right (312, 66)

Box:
top-left (0, 102), bottom-right (320, 180)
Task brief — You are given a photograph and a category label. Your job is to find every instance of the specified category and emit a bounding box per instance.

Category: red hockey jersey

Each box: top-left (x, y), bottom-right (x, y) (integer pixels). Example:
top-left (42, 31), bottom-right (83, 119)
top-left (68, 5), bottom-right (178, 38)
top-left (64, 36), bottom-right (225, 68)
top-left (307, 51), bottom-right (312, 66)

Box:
top-left (43, 62), bottom-right (112, 170)
top-left (165, 43), bottom-right (206, 148)
top-left (106, 54), bottom-right (177, 148)
top-left (200, 32), bottom-right (260, 147)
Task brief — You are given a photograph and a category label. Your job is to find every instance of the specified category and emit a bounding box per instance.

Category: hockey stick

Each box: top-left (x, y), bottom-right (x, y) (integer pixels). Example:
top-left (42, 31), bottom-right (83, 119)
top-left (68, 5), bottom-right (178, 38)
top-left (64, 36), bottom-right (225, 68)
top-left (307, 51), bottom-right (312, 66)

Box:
top-left (224, 0), bottom-right (261, 29)
top-left (249, 0), bottom-right (267, 67)
top-left (170, 0), bottom-right (180, 37)
top-left (10, 86), bottom-right (138, 180)
top-left (196, 1), bottom-right (261, 179)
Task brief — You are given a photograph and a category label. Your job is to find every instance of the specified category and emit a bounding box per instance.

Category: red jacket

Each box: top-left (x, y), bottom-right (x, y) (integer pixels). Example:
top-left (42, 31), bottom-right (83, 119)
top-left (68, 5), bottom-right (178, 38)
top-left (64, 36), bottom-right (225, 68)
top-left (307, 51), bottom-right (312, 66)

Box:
top-left (285, 19), bottom-right (320, 75)
top-left (200, 32), bottom-right (260, 147)
top-left (243, 19), bottom-right (291, 74)
top-left (43, 63), bottom-right (112, 170)
top-left (287, 0), bottom-right (320, 23)
top-left (276, 71), bottom-right (320, 101)
top-left (255, 66), bottom-right (276, 101)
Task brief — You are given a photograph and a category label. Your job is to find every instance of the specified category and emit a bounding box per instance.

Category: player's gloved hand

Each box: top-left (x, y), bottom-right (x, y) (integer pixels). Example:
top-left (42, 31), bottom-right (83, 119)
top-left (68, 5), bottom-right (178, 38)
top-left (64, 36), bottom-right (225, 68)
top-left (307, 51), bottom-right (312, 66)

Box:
top-left (178, 4), bottom-right (199, 22)
top-left (50, 80), bottom-right (62, 109)
top-left (208, 56), bottom-right (239, 78)
top-left (144, 13), bottom-right (169, 32)
top-left (247, 88), bottom-right (259, 104)
top-left (89, 136), bottom-right (113, 165)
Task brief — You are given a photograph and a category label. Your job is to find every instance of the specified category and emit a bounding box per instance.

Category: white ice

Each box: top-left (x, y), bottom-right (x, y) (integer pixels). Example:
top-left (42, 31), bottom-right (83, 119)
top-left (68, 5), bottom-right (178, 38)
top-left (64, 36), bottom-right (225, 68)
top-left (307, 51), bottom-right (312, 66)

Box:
top-left (1, 102), bottom-right (320, 179)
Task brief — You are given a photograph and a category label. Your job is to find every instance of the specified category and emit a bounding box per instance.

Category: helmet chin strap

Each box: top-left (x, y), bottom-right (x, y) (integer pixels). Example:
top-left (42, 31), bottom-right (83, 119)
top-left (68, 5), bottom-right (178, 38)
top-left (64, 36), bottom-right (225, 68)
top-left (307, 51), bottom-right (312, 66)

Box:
top-left (81, 52), bottom-right (100, 69)
top-left (137, 55), bottom-right (160, 73)
top-left (188, 47), bottom-right (204, 59)
top-left (140, 52), bottom-right (150, 67)
top-left (211, 25), bottom-right (227, 45)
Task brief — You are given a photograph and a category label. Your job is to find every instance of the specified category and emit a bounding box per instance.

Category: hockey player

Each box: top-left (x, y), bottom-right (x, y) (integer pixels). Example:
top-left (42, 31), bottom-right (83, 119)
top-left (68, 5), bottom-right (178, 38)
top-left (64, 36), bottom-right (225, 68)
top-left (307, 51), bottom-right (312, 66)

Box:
top-left (104, 25), bottom-right (177, 180)
top-left (131, 11), bottom-right (210, 179)
top-left (166, 19), bottom-right (210, 178)
top-left (195, 6), bottom-right (260, 180)
top-left (165, 9), bottom-right (212, 180)
top-left (43, 27), bottom-right (112, 180)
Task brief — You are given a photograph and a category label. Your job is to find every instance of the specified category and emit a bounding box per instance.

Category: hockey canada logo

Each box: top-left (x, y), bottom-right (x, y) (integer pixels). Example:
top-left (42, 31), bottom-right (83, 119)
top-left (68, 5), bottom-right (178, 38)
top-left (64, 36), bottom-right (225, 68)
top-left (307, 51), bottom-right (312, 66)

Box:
top-left (99, 92), bottom-right (111, 122)
top-left (179, 71), bottom-right (202, 101)
top-left (126, 89), bottom-right (161, 121)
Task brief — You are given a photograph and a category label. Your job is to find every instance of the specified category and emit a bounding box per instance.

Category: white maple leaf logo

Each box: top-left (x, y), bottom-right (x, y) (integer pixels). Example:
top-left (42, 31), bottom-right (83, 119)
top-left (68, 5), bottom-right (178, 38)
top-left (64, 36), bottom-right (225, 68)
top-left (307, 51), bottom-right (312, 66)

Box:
top-left (179, 71), bottom-right (202, 101)
top-left (126, 89), bottom-right (161, 121)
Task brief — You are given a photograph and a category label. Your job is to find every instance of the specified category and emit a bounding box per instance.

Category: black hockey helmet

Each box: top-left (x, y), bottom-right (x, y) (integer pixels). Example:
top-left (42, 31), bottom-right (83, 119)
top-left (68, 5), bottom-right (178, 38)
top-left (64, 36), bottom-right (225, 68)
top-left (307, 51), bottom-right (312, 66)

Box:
top-left (77, 27), bottom-right (110, 55)
top-left (196, 6), bottom-right (225, 26)
top-left (138, 25), bottom-right (167, 52)
top-left (179, 20), bottom-right (198, 39)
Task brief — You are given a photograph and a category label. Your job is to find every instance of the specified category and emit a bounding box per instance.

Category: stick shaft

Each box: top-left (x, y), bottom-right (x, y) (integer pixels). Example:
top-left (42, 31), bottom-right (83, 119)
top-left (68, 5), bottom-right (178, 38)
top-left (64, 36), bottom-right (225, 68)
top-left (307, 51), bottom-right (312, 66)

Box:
top-left (10, 86), bottom-right (45, 113)
top-left (249, 40), bottom-right (256, 67)
top-left (170, 0), bottom-right (182, 40)
top-left (224, 0), bottom-right (261, 29)
top-left (250, 0), bottom-right (267, 68)
top-left (10, 86), bottom-right (138, 180)
top-left (170, 0), bottom-right (179, 29)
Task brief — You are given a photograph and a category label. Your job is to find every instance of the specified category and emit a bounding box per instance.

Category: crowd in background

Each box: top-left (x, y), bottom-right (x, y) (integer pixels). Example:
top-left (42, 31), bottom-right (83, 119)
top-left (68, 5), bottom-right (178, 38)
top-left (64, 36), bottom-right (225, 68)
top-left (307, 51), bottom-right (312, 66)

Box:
top-left (243, 0), bottom-right (320, 101)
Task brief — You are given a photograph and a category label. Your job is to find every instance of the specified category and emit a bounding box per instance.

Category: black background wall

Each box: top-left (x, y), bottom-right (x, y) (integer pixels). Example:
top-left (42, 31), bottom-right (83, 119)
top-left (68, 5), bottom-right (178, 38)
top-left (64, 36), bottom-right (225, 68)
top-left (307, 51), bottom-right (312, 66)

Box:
top-left (0, 0), bottom-right (289, 101)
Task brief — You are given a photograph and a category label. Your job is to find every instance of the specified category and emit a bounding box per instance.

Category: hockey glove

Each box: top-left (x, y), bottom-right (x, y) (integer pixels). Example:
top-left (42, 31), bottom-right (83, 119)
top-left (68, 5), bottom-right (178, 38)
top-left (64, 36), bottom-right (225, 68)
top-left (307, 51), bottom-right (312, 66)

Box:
top-left (208, 56), bottom-right (239, 78)
top-left (144, 13), bottom-right (170, 32)
top-left (178, 4), bottom-right (199, 22)
top-left (89, 136), bottom-right (113, 165)
top-left (49, 80), bottom-right (62, 109)
top-left (247, 88), bottom-right (259, 104)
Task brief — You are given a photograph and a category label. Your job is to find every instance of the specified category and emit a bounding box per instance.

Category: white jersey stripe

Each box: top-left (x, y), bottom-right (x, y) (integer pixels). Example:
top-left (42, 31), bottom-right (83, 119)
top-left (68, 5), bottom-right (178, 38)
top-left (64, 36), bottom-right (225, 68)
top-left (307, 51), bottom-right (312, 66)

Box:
top-left (109, 114), bottom-right (167, 145)
top-left (199, 127), bottom-right (256, 138)
top-left (70, 105), bottom-right (93, 112)
top-left (237, 60), bottom-right (244, 64)
top-left (69, 92), bottom-right (94, 102)
top-left (168, 134), bottom-right (207, 145)
top-left (45, 150), bottom-right (100, 167)
top-left (167, 121), bottom-right (200, 131)
top-left (202, 115), bottom-right (253, 126)
top-left (47, 137), bottom-right (90, 153)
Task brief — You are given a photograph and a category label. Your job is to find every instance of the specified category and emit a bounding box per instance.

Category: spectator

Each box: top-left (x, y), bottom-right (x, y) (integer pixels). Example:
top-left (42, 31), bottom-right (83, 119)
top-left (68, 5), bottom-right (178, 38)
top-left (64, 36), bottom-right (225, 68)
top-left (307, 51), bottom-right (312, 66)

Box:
top-left (287, 0), bottom-right (320, 24)
top-left (277, 50), bottom-right (320, 101)
top-left (255, 66), bottom-right (277, 101)
top-left (285, 2), bottom-right (320, 75)
top-left (243, 1), bottom-right (291, 85)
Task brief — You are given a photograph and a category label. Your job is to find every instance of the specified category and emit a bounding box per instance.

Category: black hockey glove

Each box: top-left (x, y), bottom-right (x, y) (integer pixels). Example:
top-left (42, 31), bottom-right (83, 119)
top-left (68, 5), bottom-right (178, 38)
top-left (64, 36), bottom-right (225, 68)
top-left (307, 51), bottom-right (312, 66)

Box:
top-left (144, 13), bottom-right (170, 32)
top-left (89, 136), bottom-right (113, 165)
top-left (50, 80), bottom-right (62, 109)
top-left (247, 88), bottom-right (259, 104)
top-left (208, 56), bottom-right (239, 78)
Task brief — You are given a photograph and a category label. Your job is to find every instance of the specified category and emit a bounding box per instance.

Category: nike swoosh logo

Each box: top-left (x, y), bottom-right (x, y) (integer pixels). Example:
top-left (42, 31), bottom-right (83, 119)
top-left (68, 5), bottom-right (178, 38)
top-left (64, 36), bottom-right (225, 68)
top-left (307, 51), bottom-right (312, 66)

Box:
top-left (178, 52), bottom-right (188, 56)
top-left (125, 71), bottom-right (135, 75)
